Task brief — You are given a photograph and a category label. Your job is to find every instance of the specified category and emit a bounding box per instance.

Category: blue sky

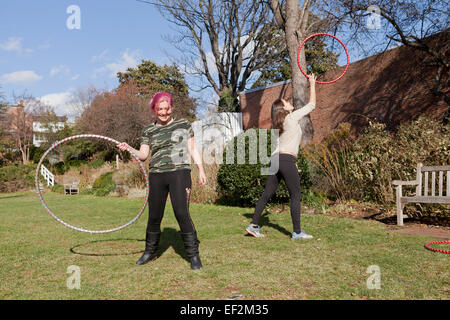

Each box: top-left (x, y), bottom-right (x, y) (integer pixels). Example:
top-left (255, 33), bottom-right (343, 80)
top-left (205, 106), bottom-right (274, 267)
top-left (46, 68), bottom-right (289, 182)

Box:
top-left (0, 0), bottom-right (180, 117)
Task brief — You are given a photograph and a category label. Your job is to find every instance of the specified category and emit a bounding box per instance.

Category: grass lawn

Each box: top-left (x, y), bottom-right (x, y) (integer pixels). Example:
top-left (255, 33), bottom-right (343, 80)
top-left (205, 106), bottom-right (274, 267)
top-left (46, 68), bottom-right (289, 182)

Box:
top-left (0, 191), bottom-right (448, 300)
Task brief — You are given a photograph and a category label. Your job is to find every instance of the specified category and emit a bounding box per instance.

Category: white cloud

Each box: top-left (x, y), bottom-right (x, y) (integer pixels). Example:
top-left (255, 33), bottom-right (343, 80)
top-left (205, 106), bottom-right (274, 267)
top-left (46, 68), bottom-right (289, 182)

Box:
top-left (0, 37), bottom-right (22, 52)
top-left (0, 37), bottom-right (33, 54)
top-left (93, 49), bottom-right (142, 78)
top-left (91, 49), bottom-right (108, 63)
top-left (39, 91), bottom-right (78, 118)
top-left (1, 70), bottom-right (43, 84)
top-left (71, 74), bottom-right (80, 80)
top-left (50, 65), bottom-right (71, 77)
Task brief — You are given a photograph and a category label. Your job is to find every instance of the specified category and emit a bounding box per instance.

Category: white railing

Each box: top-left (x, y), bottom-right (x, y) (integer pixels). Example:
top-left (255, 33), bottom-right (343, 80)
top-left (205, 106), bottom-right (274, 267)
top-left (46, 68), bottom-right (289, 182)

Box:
top-left (40, 164), bottom-right (55, 187)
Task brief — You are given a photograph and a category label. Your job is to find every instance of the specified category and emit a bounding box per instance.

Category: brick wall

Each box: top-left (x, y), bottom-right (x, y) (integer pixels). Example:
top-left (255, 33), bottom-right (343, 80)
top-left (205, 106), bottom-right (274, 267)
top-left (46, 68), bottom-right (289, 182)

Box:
top-left (239, 30), bottom-right (449, 143)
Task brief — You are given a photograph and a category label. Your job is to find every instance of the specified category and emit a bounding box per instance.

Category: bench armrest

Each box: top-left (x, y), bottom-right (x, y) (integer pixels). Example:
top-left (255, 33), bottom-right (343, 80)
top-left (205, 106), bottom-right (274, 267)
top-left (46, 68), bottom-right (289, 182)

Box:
top-left (392, 180), bottom-right (419, 186)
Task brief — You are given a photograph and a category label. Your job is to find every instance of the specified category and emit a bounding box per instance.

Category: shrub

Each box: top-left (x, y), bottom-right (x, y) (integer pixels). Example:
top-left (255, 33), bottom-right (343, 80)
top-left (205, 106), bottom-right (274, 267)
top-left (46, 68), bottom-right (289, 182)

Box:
top-left (305, 123), bottom-right (358, 201)
top-left (80, 187), bottom-right (93, 195)
top-left (52, 162), bottom-right (68, 175)
top-left (0, 164), bottom-right (37, 188)
top-left (92, 171), bottom-right (116, 196)
top-left (88, 160), bottom-right (105, 168)
top-left (51, 184), bottom-right (64, 194)
top-left (0, 163), bottom-right (39, 192)
top-left (30, 146), bottom-right (45, 164)
top-left (306, 116), bottom-right (450, 205)
top-left (113, 161), bottom-right (147, 189)
top-left (112, 168), bottom-right (134, 185)
top-left (302, 189), bottom-right (329, 213)
top-left (349, 116), bottom-right (450, 204)
top-left (62, 140), bottom-right (96, 162)
top-left (217, 128), bottom-right (312, 207)
top-left (67, 160), bottom-right (85, 168)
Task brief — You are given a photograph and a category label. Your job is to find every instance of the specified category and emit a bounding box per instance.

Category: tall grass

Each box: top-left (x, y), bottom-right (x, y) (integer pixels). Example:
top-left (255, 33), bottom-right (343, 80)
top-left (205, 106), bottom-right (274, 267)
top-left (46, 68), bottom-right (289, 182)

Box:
top-left (190, 163), bottom-right (219, 204)
top-left (305, 116), bottom-right (450, 205)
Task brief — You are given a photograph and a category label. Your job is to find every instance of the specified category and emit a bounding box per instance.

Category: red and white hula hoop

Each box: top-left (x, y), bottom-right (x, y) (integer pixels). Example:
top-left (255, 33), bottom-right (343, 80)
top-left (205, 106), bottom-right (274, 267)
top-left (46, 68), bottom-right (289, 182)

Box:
top-left (35, 134), bottom-right (149, 234)
top-left (297, 32), bottom-right (350, 84)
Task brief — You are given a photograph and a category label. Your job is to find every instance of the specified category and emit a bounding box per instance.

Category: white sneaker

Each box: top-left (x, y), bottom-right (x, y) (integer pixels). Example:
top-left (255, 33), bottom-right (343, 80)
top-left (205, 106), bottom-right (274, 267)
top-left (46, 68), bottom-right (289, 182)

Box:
top-left (291, 230), bottom-right (313, 240)
top-left (246, 224), bottom-right (265, 238)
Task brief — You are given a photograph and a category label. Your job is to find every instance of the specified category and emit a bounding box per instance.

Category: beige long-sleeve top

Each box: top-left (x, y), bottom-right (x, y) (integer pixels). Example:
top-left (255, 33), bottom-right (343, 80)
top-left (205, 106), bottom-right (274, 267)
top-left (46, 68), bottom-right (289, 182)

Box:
top-left (272, 102), bottom-right (316, 157)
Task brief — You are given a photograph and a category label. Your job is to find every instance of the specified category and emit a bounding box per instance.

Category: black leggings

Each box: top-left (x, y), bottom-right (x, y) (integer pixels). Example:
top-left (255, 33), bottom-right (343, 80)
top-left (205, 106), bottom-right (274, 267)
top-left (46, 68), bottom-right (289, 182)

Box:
top-left (147, 169), bottom-right (196, 233)
top-left (252, 153), bottom-right (302, 233)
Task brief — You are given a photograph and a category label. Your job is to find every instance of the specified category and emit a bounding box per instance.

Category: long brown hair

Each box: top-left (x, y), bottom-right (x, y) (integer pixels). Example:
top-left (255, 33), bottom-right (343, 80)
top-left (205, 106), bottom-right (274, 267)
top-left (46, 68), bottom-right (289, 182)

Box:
top-left (271, 99), bottom-right (290, 135)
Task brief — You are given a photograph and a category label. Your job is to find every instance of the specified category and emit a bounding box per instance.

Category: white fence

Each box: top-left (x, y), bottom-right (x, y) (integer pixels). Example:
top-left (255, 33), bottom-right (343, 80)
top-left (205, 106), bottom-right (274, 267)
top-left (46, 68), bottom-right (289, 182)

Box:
top-left (40, 164), bottom-right (55, 187)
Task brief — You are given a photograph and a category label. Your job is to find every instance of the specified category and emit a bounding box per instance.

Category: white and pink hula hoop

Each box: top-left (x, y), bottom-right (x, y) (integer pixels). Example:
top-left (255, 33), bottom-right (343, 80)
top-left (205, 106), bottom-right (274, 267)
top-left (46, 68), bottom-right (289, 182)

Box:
top-left (35, 134), bottom-right (149, 234)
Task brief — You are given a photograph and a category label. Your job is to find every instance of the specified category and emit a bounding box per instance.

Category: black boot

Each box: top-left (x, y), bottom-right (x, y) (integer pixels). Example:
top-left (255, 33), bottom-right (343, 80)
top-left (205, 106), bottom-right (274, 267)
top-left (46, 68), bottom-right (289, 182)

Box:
top-left (180, 231), bottom-right (202, 270)
top-left (136, 231), bottom-right (161, 265)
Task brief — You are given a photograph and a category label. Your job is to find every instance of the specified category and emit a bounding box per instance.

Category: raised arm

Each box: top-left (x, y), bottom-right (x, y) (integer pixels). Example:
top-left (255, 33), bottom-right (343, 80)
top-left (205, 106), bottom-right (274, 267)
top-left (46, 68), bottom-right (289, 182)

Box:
top-left (308, 73), bottom-right (316, 105)
top-left (285, 74), bottom-right (316, 122)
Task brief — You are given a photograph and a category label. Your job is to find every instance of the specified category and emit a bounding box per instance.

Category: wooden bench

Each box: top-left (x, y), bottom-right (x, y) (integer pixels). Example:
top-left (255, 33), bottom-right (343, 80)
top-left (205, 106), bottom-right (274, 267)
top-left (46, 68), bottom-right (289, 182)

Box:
top-left (393, 163), bottom-right (450, 226)
top-left (64, 180), bottom-right (80, 195)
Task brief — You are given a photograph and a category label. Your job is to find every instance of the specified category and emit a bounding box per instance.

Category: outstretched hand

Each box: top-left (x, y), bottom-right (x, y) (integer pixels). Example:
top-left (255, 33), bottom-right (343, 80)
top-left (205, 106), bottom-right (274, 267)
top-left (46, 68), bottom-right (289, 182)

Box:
top-left (117, 142), bottom-right (130, 152)
top-left (308, 73), bottom-right (317, 84)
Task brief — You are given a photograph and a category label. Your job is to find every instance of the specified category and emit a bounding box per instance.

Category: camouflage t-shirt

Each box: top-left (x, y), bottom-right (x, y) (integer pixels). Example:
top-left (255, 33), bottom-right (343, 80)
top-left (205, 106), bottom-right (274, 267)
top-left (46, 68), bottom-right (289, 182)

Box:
top-left (140, 118), bottom-right (194, 173)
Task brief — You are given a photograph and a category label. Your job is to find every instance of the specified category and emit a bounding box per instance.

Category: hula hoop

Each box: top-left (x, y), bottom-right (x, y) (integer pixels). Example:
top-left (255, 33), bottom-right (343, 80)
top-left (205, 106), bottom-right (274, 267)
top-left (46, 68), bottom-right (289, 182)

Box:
top-left (35, 134), bottom-right (149, 234)
top-left (424, 240), bottom-right (450, 254)
top-left (297, 32), bottom-right (350, 84)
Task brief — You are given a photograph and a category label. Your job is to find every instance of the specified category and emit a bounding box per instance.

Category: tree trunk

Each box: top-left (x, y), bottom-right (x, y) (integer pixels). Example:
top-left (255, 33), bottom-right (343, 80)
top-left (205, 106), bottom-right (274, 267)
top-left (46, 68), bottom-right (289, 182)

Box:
top-left (285, 0), bottom-right (314, 145)
top-left (19, 141), bottom-right (29, 164)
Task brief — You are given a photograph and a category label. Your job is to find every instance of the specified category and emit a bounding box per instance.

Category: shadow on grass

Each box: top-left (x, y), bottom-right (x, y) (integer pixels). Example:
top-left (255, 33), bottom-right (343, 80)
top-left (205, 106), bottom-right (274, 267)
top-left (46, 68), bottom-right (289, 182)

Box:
top-left (69, 228), bottom-right (192, 263)
top-left (0, 194), bottom-right (27, 199)
top-left (242, 211), bottom-right (291, 236)
top-left (70, 238), bottom-right (145, 257)
top-left (159, 227), bottom-right (191, 263)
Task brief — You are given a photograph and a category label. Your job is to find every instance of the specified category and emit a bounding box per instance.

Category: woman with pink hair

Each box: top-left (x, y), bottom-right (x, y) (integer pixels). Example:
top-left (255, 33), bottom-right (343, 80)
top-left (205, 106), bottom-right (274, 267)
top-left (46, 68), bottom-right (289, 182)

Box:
top-left (118, 92), bottom-right (206, 270)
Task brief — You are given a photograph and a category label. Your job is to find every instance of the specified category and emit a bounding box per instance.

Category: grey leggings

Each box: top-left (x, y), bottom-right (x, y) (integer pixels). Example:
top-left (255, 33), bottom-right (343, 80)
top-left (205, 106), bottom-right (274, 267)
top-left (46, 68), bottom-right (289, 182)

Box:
top-left (251, 153), bottom-right (301, 233)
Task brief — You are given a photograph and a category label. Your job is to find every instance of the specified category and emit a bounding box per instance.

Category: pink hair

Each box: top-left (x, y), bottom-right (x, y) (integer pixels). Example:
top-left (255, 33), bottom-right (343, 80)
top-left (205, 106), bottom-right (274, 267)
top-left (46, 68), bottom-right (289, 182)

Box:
top-left (149, 92), bottom-right (173, 112)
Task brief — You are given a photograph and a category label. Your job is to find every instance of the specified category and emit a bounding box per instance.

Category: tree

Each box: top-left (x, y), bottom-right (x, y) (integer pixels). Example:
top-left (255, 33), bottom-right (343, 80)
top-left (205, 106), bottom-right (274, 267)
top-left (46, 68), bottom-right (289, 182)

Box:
top-left (6, 94), bottom-right (62, 164)
top-left (0, 86), bottom-right (15, 166)
top-left (78, 81), bottom-right (151, 150)
top-left (0, 86), bottom-right (7, 133)
top-left (269, 0), bottom-right (331, 144)
top-left (118, 60), bottom-right (197, 121)
top-left (6, 101), bottom-right (34, 164)
top-left (251, 21), bottom-right (339, 88)
top-left (71, 85), bottom-right (101, 118)
top-left (141, 0), bottom-right (286, 105)
top-left (217, 89), bottom-right (240, 112)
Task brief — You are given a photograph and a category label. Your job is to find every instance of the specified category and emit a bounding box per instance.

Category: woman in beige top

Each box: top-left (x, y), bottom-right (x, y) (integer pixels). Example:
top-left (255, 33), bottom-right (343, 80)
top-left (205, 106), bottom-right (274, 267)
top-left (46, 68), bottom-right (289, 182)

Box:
top-left (246, 74), bottom-right (316, 240)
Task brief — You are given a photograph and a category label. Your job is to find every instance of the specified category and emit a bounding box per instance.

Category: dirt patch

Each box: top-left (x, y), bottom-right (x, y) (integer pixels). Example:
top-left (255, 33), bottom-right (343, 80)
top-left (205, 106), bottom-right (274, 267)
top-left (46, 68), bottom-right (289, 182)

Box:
top-left (301, 201), bottom-right (450, 239)
top-left (386, 225), bottom-right (450, 239)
